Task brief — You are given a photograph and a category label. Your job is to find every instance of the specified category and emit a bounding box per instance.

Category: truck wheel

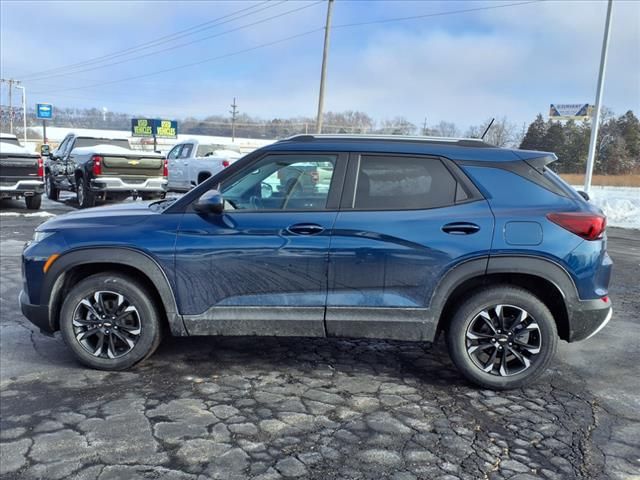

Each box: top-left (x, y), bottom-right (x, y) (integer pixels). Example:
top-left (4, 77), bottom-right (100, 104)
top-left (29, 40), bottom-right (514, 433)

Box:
top-left (25, 194), bottom-right (42, 210)
top-left (45, 173), bottom-right (59, 201)
top-left (446, 285), bottom-right (558, 390)
top-left (76, 176), bottom-right (96, 209)
top-left (59, 273), bottom-right (163, 370)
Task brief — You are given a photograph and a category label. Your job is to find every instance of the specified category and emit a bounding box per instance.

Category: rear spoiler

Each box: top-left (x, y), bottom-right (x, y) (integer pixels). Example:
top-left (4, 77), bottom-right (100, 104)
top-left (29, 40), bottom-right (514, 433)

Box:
top-left (512, 150), bottom-right (557, 173)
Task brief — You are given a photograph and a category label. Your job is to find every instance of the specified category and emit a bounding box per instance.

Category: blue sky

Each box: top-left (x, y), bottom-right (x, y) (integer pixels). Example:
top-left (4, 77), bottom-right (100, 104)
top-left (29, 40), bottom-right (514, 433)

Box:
top-left (1, 0), bottom-right (638, 130)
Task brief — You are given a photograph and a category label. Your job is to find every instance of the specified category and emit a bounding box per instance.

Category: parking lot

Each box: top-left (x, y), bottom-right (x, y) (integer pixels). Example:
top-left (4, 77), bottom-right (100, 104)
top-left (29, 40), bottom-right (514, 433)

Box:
top-left (0, 195), bottom-right (638, 480)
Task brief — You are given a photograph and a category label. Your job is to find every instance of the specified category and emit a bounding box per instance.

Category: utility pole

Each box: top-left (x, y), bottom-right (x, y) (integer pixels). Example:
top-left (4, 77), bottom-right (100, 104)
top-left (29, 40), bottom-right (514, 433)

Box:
top-left (8, 79), bottom-right (14, 134)
top-left (422, 117), bottom-right (428, 136)
top-left (584, 0), bottom-right (613, 194)
top-left (315, 0), bottom-right (334, 134)
top-left (15, 83), bottom-right (27, 145)
top-left (230, 97), bottom-right (238, 142)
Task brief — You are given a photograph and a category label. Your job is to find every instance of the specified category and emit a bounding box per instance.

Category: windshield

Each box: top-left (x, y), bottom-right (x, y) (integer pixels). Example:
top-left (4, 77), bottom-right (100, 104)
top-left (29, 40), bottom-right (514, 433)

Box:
top-left (75, 137), bottom-right (130, 149)
top-left (0, 137), bottom-right (21, 147)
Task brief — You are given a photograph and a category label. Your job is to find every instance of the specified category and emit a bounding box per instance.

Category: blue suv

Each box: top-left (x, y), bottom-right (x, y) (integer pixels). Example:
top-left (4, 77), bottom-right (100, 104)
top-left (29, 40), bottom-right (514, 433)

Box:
top-left (20, 135), bottom-right (613, 389)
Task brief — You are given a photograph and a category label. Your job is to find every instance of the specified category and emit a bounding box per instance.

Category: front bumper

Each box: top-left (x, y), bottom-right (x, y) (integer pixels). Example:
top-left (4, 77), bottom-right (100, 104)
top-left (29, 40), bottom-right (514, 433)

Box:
top-left (0, 180), bottom-right (44, 197)
top-left (90, 177), bottom-right (167, 193)
top-left (19, 289), bottom-right (53, 333)
top-left (568, 297), bottom-right (613, 342)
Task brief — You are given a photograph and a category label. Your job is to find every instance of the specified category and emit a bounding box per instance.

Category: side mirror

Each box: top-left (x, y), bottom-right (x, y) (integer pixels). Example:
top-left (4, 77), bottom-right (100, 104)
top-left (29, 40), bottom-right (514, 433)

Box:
top-left (577, 190), bottom-right (590, 201)
top-left (194, 190), bottom-right (224, 214)
top-left (40, 145), bottom-right (50, 157)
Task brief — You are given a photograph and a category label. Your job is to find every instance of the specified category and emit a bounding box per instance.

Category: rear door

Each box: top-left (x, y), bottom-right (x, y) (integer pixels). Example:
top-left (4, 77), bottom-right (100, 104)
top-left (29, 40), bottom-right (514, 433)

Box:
top-left (326, 153), bottom-right (494, 341)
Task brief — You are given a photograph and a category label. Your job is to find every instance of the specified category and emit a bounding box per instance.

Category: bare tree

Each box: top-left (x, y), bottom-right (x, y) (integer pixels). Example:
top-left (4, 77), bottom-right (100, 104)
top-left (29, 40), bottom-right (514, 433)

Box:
top-left (466, 117), bottom-right (517, 147)
top-left (431, 121), bottom-right (460, 138)
top-left (378, 117), bottom-right (417, 135)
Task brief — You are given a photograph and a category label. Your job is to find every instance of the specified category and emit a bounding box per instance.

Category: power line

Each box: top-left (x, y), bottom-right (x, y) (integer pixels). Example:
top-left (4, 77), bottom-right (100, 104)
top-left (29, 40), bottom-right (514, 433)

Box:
top-left (331, 0), bottom-right (540, 29)
top-left (31, 28), bottom-right (326, 96)
top-left (19, 0), bottom-right (277, 80)
top-left (30, 0), bottom-right (540, 97)
top-left (26, 1), bottom-right (321, 83)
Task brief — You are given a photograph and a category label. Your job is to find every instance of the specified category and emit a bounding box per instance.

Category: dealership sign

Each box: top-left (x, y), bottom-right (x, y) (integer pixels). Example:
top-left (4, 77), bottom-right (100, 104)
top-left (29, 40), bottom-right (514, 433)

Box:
top-left (131, 118), bottom-right (178, 138)
top-left (549, 104), bottom-right (593, 120)
top-left (36, 103), bottom-right (53, 119)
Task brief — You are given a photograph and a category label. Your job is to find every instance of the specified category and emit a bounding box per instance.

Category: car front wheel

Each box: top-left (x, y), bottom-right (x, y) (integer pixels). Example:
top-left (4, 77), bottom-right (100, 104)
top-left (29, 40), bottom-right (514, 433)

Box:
top-left (59, 273), bottom-right (162, 370)
top-left (446, 285), bottom-right (558, 390)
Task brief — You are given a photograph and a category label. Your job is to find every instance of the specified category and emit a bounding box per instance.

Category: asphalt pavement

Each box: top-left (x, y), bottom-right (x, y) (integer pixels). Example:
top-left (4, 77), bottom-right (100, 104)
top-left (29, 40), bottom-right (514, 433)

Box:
top-left (0, 194), bottom-right (638, 480)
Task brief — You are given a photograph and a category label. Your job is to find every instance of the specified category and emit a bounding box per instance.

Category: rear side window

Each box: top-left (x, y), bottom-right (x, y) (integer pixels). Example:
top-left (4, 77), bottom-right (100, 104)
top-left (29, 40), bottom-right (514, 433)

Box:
top-left (354, 156), bottom-right (457, 210)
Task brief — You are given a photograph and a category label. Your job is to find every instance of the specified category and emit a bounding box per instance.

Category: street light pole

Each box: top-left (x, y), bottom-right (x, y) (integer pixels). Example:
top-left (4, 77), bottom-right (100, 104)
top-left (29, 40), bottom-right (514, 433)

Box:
top-left (15, 84), bottom-right (27, 145)
top-left (316, 0), bottom-right (334, 134)
top-left (584, 0), bottom-right (614, 194)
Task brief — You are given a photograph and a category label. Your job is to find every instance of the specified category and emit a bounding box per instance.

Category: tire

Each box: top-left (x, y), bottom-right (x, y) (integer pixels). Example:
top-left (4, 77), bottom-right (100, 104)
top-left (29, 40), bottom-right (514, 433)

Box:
top-left (25, 194), bottom-right (42, 210)
top-left (141, 192), bottom-right (166, 201)
top-left (45, 173), bottom-right (59, 201)
top-left (446, 285), bottom-right (558, 390)
top-left (59, 273), bottom-right (163, 370)
top-left (76, 175), bottom-right (95, 209)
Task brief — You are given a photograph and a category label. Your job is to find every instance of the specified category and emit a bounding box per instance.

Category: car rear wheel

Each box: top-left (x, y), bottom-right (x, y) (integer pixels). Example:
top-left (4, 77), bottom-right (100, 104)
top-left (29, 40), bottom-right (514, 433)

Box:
top-left (25, 194), bottom-right (42, 210)
top-left (76, 176), bottom-right (95, 209)
top-left (45, 173), bottom-right (59, 201)
top-left (446, 286), bottom-right (558, 390)
top-left (59, 273), bottom-right (162, 370)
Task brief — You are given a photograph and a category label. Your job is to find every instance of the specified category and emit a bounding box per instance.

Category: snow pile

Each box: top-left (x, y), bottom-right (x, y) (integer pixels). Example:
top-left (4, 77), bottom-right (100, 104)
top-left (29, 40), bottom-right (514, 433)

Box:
top-left (574, 186), bottom-right (640, 230)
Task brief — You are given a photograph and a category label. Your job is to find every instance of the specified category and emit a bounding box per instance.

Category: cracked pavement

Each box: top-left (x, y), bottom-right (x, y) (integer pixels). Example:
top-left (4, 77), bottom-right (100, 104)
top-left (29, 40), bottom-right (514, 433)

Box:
top-left (1, 196), bottom-right (639, 480)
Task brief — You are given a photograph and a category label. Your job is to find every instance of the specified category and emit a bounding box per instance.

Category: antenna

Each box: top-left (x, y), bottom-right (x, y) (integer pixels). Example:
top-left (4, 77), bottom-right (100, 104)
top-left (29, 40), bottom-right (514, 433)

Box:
top-left (481, 118), bottom-right (495, 140)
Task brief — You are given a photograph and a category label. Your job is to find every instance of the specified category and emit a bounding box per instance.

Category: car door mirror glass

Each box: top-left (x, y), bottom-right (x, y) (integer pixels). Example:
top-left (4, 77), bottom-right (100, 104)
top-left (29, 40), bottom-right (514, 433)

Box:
top-left (194, 190), bottom-right (224, 214)
top-left (40, 145), bottom-right (50, 156)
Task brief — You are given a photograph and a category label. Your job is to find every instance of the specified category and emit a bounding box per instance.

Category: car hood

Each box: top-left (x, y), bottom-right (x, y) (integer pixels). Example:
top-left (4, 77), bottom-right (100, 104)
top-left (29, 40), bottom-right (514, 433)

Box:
top-left (38, 202), bottom-right (159, 231)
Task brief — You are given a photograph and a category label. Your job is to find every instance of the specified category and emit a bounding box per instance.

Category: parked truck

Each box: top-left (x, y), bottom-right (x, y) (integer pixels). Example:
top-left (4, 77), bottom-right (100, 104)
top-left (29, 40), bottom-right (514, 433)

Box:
top-left (44, 133), bottom-right (168, 208)
top-left (0, 134), bottom-right (44, 209)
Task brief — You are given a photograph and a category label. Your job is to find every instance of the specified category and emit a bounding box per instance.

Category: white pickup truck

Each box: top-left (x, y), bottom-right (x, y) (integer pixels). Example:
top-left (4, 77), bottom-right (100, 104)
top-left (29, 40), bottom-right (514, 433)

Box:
top-left (166, 139), bottom-right (242, 192)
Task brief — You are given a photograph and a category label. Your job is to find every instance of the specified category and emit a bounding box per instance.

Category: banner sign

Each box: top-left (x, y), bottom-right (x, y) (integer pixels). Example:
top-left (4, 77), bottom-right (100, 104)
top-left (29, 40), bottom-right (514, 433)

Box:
top-left (36, 103), bottom-right (53, 119)
top-left (549, 104), bottom-right (593, 120)
top-left (131, 118), bottom-right (178, 138)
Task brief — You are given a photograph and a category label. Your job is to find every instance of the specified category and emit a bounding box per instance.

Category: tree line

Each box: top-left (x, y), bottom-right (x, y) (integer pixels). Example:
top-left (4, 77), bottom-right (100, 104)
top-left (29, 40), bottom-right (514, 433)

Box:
top-left (3, 105), bottom-right (637, 174)
top-left (520, 110), bottom-right (639, 175)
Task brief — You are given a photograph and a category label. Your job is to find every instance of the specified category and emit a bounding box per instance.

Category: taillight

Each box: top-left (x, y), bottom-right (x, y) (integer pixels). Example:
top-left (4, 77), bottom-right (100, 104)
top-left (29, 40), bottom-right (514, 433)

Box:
top-left (37, 156), bottom-right (44, 179)
top-left (222, 160), bottom-right (230, 168)
top-left (92, 155), bottom-right (103, 176)
top-left (163, 158), bottom-right (168, 177)
top-left (547, 212), bottom-right (606, 240)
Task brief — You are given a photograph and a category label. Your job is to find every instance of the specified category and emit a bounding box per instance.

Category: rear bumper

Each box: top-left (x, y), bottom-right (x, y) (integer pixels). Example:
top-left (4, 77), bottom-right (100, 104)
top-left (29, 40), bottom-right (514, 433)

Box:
top-left (0, 180), bottom-right (44, 196)
top-left (19, 289), bottom-right (53, 333)
top-left (568, 297), bottom-right (613, 342)
top-left (90, 177), bottom-right (167, 193)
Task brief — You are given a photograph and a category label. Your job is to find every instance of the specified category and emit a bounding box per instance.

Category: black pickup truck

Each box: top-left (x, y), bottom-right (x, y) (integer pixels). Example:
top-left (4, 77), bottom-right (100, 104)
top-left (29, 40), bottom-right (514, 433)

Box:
top-left (44, 133), bottom-right (167, 208)
top-left (0, 134), bottom-right (44, 210)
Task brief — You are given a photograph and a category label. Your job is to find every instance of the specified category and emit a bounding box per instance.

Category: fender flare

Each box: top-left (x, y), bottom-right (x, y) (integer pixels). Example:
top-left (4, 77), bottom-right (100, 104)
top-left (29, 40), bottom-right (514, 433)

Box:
top-left (43, 247), bottom-right (186, 336)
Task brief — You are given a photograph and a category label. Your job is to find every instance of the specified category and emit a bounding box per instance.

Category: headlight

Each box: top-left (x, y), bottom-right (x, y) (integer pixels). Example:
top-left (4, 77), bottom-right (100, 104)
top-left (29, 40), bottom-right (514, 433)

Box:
top-left (33, 231), bottom-right (54, 243)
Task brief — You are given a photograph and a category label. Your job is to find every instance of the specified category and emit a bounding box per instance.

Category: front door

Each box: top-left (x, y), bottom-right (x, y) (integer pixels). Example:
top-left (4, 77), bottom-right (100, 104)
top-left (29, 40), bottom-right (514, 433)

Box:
top-left (166, 144), bottom-right (184, 190)
top-left (175, 152), bottom-right (345, 336)
top-left (326, 153), bottom-right (494, 341)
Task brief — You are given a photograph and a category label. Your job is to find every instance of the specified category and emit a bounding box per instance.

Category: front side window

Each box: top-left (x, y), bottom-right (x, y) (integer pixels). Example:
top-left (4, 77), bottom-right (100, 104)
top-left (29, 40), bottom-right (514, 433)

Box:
top-left (222, 154), bottom-right (336, 211)
top-left (167, 144), bottom-right (182, 159)
top-left (354, 156), bottom-right (456, 210)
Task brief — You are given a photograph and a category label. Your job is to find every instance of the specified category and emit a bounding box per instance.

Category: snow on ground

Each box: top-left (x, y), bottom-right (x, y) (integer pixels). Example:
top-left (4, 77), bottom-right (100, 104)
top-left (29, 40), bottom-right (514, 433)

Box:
top-left (574, 186), bottom-right (640, 230)
top-left (0, 211), bottom-right (56, 217)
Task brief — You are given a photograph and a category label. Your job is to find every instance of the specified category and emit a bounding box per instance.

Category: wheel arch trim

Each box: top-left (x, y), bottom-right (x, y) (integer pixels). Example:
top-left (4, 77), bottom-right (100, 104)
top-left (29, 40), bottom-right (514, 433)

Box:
top-left (42, 247), bottom-right (186, 336)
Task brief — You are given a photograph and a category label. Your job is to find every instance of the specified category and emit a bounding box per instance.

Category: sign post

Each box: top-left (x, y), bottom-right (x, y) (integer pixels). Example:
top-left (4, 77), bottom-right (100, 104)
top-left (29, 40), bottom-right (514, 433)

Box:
top-left (36, 103), bottom-right (53, 144)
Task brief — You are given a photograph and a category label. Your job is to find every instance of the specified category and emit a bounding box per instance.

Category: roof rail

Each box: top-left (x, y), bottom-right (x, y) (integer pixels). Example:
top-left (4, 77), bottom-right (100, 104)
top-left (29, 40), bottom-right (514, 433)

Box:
top-left (284, 134), bottom-right (493, 147)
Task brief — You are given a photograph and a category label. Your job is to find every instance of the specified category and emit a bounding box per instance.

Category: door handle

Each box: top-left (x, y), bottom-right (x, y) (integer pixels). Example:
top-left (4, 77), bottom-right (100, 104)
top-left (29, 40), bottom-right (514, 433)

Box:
top-left (442, 222), bottom-right (481, 235)
top-left (287, 223), bottom-right (325, 235)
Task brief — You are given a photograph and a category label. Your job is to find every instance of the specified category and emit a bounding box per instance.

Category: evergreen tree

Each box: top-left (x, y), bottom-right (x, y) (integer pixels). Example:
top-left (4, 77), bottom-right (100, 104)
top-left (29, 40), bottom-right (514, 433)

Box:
top-left (519, 114), bottom-right (546, 150)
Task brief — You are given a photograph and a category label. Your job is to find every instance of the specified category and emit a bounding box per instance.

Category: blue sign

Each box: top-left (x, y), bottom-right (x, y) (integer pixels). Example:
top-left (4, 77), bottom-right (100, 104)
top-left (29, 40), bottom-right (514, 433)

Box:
top-left (36, 103), bottom-right (53, 119)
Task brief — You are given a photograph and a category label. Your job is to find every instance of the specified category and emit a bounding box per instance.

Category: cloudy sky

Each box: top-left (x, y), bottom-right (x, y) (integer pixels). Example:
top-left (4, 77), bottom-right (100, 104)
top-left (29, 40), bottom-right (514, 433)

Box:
top-left (1, 0), bottom-right (638, 129)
